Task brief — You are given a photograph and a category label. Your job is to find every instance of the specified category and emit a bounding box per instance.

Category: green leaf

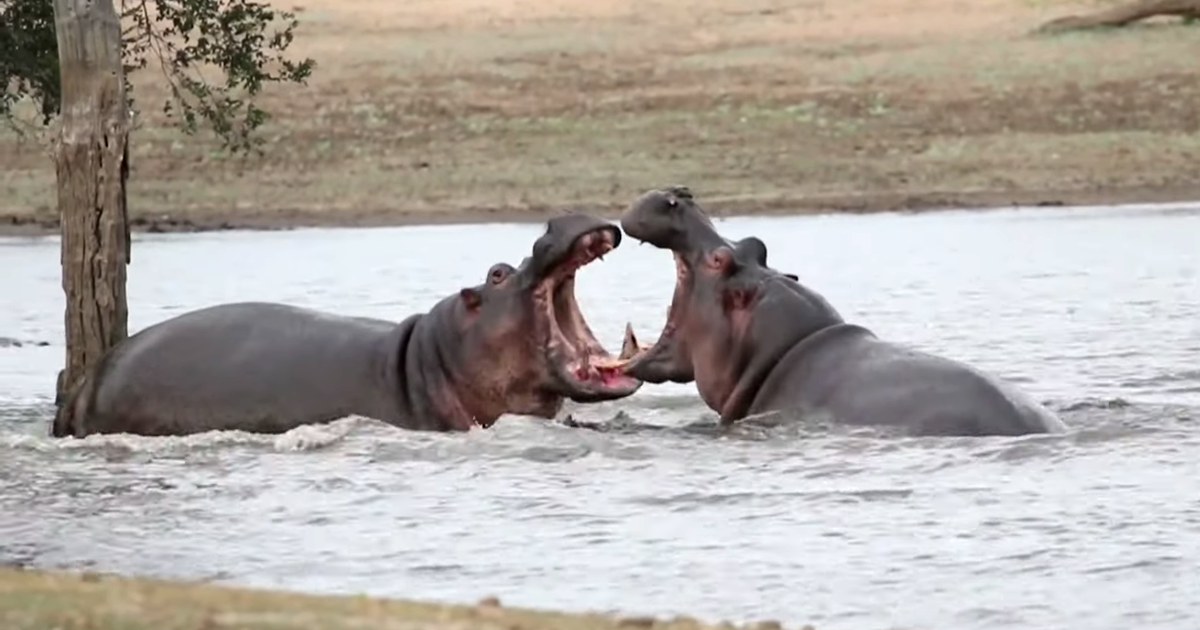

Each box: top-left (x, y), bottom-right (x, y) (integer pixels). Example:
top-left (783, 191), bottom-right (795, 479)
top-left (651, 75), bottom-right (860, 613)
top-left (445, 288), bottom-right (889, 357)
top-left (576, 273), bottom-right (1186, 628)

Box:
top-left (2, 0), bottom-right (317, 156)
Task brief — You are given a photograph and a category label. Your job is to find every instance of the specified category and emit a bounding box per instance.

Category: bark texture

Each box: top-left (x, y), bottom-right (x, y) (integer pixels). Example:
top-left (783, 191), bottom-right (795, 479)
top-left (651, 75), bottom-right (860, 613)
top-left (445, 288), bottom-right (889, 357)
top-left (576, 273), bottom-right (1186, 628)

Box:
top-left (52, 0), bottom-right (131, 415)
top-left (1037, 0), bottom-right (1200, 33)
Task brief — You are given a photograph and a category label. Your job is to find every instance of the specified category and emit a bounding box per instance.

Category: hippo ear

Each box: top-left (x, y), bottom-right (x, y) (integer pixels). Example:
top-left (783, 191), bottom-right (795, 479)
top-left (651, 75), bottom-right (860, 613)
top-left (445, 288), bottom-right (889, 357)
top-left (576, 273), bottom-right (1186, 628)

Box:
top-left (459, 287), bottom-right (482, 310)
top-left (734, 237), bottom-right (768, 267)
top-left (706, 246), bottom-right (736, 276)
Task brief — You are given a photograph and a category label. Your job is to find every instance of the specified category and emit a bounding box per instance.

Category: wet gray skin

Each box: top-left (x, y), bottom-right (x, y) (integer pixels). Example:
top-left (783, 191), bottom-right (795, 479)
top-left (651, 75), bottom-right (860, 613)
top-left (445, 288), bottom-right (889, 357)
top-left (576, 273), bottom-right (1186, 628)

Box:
top-left (618, 186), bottom-right (1067, 437)
top-left (52, 214), bottom-right (642, 438)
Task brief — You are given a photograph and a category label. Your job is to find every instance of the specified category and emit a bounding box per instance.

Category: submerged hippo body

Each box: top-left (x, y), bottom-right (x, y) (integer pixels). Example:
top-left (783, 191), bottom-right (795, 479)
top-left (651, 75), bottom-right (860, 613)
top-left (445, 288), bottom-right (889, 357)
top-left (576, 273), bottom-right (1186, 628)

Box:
top-left (732, 322), bottom-right (1065, 436)
top-left (53, 214), bottom-right (642, 438)
top-left (618, 187), bottom-right (1066, 437)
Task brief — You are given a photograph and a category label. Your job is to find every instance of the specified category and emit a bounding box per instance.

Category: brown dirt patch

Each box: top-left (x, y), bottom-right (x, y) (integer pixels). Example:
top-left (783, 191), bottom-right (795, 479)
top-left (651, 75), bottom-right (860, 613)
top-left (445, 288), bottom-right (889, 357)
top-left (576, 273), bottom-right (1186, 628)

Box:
top-left (3, 0), bottom-right (1199, 235)
top-left (0, 567), bottom-right (788, 630)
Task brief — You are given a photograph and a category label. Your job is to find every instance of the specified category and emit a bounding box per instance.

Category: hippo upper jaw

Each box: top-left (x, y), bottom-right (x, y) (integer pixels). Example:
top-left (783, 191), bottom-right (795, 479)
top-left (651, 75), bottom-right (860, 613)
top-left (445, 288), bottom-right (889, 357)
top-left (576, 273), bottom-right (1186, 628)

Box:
top-left (619, 186), bottom-right (726, 255)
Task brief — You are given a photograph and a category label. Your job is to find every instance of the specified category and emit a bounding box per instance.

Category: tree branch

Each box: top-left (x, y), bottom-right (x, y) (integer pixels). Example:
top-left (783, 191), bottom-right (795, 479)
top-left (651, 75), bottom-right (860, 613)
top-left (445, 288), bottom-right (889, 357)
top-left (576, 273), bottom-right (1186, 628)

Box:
top-left (4, 0), bottom-right (316, 155)
top-left (1036, 0), bottom-right (1200, 34)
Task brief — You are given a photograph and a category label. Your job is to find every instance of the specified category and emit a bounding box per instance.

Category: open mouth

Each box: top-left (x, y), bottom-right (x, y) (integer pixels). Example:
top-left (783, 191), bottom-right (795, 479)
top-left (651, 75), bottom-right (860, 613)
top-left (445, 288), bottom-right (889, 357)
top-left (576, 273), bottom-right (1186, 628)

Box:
top-left (536, 227), bottom-right (642, 399)
top-left (618, 252), bottom-right (688, 371)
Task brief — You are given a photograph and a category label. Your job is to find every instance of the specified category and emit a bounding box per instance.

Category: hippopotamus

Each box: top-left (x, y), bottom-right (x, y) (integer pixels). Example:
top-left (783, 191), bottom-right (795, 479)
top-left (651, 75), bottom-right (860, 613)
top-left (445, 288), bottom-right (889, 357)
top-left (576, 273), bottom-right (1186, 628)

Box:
top-left (52, 214), bottom-right (642, 438)
top-left (616, 187), bottom-right (1067, 437)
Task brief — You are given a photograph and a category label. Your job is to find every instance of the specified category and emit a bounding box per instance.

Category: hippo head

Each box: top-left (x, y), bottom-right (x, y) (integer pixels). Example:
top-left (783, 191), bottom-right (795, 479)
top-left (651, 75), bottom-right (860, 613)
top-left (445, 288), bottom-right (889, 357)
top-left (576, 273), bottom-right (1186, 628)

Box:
top-left (450, 214), bottom-right (642, 424)
top-left (617, 187), bottom-right (841, 419)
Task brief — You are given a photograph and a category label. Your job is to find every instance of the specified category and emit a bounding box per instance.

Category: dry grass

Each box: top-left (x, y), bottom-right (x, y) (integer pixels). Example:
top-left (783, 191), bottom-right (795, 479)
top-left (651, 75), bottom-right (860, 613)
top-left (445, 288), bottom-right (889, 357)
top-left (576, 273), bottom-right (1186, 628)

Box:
top-left (3, 0), bottom-right (1199, 233)
top-left (0, 567), bottom-right (801, 630)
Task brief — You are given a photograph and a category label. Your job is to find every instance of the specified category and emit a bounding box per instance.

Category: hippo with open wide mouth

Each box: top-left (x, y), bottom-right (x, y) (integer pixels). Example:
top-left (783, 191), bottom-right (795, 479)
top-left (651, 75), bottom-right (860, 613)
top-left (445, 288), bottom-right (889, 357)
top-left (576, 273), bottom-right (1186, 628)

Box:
top-left (52, 213), bottom-right (641, 438)
top-left (614, 186), bottom-right (1066, 437)
top-left (528, 213), bottom-right (643, 400)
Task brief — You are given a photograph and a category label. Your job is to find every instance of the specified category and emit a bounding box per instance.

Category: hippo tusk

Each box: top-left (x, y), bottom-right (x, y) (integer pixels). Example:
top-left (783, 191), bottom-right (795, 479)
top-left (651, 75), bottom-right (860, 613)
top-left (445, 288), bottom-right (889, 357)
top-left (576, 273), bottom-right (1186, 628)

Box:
top-left (619, 322), bottom-right (641, 361)
top-left (588, 323), bottom-right (650, 369)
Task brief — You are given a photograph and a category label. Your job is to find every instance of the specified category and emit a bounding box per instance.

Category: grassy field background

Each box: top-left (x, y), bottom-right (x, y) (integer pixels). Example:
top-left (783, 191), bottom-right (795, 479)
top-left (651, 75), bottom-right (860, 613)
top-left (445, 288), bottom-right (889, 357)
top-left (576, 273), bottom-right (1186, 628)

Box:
top-left (3, 0), bottom-right (1199, 233)
top-left (0, 567), bottom-right (801, 630)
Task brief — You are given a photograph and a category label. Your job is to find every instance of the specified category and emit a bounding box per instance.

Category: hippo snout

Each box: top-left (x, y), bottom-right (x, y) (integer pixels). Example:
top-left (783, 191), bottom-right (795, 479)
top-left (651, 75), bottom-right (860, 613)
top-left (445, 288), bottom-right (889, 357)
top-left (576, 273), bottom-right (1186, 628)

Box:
top-left (621, 188), bottom-right (685, 246)
top-left (621, 186), bottom-right (721, 253)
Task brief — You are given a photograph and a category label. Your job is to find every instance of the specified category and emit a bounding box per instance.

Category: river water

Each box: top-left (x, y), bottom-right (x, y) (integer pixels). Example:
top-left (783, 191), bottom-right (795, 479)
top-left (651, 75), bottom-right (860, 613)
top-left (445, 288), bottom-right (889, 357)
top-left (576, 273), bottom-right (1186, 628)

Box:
top-left (2, 203), bottom-right (1199, 630)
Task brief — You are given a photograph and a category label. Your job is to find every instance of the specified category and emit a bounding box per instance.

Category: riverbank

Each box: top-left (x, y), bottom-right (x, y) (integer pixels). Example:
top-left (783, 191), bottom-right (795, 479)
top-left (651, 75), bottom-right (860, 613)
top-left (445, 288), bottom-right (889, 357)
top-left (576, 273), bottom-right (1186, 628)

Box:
top-left (0, 567), bottom-right (800, 630)
top-left (3, 184), bottom-right (1200, 238)
top-left (3, 0), bottom-right (1199, 237)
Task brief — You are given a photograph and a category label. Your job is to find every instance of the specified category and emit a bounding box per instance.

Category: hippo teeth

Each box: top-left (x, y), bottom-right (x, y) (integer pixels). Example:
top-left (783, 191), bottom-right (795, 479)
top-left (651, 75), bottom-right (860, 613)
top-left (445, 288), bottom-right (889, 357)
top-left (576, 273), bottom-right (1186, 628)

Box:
top-left (590, 356), bottom-right (626, 369)
top-left (620, 322), bottom-right (641, 361)
top-left (587, 322), bottom-right (649, 369)
top-left (587, 325), bottom-right (640, 369)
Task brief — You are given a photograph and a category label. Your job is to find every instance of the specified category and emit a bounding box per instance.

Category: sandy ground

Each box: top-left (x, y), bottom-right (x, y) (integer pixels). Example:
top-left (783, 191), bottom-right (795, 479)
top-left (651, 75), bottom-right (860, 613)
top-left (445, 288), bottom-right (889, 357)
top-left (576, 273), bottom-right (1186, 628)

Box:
top-left (0, 567), bottom-right (800, 630)
top-left (2, 0), bottom-right (1199, 235)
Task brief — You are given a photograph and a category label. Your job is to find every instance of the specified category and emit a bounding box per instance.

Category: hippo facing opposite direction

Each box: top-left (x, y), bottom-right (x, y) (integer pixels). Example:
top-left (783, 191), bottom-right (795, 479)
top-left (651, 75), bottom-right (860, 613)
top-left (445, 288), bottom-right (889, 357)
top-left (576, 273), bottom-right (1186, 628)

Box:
top-left (616, 187), bottom-right (1066, 437)
top-left (52, 214), bottom-right (641, 438)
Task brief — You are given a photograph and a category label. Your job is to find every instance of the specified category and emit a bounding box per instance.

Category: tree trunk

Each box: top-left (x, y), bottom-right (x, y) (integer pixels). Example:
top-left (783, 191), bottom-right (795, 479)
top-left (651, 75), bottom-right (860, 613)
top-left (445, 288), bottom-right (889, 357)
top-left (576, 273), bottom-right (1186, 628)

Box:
top-left (51, 0), bottom-right (131, 417)
top-left (1036, 0), bottom-right (1200, 33)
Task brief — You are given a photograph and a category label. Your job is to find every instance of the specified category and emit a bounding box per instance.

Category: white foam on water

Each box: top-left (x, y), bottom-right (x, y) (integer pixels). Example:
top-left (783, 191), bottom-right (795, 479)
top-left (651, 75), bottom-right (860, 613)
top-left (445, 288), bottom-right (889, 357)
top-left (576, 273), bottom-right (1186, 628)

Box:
top-left (0, 416), bottom-right (364, 453)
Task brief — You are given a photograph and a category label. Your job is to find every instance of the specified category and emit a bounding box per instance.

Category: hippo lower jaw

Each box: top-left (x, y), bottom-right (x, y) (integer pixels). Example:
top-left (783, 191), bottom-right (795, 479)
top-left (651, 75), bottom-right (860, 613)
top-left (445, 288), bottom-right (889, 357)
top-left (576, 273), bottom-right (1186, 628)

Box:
top-left (536, 226), bottom-right (644, 402)
top-left (616, 252), bottom-right (688, 382)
